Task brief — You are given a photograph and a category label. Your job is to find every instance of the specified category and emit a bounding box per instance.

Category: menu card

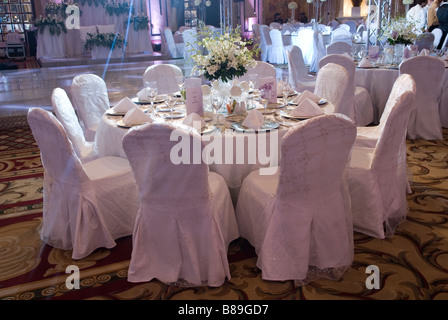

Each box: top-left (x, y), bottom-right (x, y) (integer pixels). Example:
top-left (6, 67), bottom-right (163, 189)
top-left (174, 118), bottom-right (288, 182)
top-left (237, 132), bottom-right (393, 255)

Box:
top-left (185, 77), bottom-right (203, 116)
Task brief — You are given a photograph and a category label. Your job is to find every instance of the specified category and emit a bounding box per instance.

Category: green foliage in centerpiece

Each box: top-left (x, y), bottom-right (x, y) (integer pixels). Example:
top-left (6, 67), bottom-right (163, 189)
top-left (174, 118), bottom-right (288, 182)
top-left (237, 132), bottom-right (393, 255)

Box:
top-left (33, 15), bottom-right (67, 36)
top-left (124, 13), bottom-right (150, 31)
top-left (382, 15), bottom-right (418, 46)
top-left (84, 32), bottom-right (125, 50)
top-left (190, 25), bottom-right (259, 83)
top-left (104, 1), bottom-right (134, 16)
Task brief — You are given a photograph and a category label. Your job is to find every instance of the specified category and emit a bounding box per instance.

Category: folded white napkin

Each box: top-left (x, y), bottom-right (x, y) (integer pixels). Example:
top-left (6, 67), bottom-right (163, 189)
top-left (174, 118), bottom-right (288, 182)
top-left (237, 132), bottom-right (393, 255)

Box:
top-left (293, 90), bottom-right (321, 104)
top-left (230, 85), bottom-right (242, 97)
top-left (182, 112), bottom-right (206, 130)
top-left (233, 101), bottom-right (247, 115)
top-left (122, 107), bottom-right (152, 125)
top-left (358, 58), bottom-right (373, 68)
top-left (242, 109), bottom-right (264, 130)
top-left (201, 84), bottom-right (211, 96)
top-left (113, 97), bottom-right (138, 113)
top-left (136, 88), bottom-right (149, 101)
top-left (290, 98), bottom-right (324, 117)
top-left (419, 49), bottom-right (430, 56)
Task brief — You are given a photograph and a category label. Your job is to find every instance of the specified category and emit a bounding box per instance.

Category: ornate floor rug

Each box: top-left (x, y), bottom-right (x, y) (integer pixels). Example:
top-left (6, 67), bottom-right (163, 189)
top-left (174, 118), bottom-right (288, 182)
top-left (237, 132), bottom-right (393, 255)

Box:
top-left (0, 125), bottom-right (447, 300)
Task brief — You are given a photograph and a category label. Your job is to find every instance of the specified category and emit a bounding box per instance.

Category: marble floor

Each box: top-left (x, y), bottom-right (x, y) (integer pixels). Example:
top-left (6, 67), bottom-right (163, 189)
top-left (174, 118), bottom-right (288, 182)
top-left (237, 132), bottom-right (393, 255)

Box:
top-left (0, 58), bottom-right (287, 128)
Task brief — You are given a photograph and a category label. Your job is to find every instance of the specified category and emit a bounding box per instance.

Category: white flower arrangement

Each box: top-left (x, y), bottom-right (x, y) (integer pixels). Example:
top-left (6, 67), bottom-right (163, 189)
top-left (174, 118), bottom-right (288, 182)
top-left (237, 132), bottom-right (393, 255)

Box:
top-left (190, 26), bottom-right (259, 83)
top-left (288, 2), bottom-right (298, 9)
top-left (381, 15), bottom-right (418, 46)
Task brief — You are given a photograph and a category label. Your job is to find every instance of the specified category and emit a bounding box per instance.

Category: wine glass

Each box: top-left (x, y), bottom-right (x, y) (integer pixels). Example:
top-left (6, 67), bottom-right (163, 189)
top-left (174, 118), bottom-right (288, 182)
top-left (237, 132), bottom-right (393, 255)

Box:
top-left (248, 73), bottom-right (258, 92)
top-left (211, 94), bottom-right (223, 125)
top-left (144, 81), bottom-right (158, 112)
top-left (175, 76), bottom-right (185, 101)
top-left (164, 93), bottom-right (177, 119)
top-left (259, 88), bottom-right (271, 122)
top-left (281, 77), bottom-right (292, 106)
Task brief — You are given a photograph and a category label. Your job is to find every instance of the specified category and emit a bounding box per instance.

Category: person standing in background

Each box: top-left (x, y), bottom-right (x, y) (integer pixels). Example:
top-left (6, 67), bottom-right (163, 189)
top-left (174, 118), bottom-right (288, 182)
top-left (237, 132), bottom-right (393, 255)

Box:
top-left (437, 0), bottom-right (448, 48)
top-left (407, 0), bottom-right (429, 33)
top-left (427, 0), bottom-right (441, 31)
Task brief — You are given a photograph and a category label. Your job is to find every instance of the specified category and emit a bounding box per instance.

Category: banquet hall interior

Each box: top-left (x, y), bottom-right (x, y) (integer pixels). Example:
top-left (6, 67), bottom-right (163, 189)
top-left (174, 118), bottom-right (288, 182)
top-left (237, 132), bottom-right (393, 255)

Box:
top-left (1, 0), bottom-right (448, 301)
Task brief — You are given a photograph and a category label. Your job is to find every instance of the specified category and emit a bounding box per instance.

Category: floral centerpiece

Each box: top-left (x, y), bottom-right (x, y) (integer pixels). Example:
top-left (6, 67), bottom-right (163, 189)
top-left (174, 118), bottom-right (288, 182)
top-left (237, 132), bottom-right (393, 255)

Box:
top-left (288, 2), bottom-right (298, 22)
top-left (190, 26), bottom-right (259, 83)
top-left (84, 32), bottom-right (125, 50)
top-left (33, 15), bottom-right (67, 36)
top-left (382, 16), bottom-right (417, 46)
top-left (125, 13), bottom-right (150, 31)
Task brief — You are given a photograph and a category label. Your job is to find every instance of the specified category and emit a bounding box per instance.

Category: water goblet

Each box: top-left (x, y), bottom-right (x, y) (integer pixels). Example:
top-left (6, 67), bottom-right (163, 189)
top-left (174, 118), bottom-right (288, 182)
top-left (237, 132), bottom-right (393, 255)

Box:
top-left (144, 81), bottom-right (158, 112)
top-left (259, 88), bottom-right (271, 123)
top-left (175, 76), bottom-right (185, 101)
top-left (211, 94), bottom-right (223, 125)
top-left (164, 93), bottom-right (177, 119)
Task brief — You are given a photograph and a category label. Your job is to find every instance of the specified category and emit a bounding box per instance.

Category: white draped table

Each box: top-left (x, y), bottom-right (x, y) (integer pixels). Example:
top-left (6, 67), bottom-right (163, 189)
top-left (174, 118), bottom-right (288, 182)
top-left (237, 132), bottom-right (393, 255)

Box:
top-left (94, 99), bottom-right (334, 202)
top-left (36, 29), bottom-right (66, 59)
top-left (355, 66), bottom-right (448, 127)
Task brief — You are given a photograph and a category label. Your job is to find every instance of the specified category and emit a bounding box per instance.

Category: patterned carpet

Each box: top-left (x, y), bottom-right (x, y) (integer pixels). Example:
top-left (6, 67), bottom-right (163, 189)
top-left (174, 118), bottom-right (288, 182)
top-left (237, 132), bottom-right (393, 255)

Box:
top-left (0, 124), bottom-right (448, 300)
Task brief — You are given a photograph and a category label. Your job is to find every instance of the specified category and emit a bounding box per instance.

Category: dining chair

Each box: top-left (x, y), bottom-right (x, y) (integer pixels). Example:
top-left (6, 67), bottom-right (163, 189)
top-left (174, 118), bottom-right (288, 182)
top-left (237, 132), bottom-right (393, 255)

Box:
top-left (309, 30), bottom-right (326, 73)
top-left (319, 54), bottom-right (374, 126)
top-left (27, 107), bottom-right (139, 260)
top-left (331, 28), bottom-right (353, 46)
top-left (399, 55), bottom-right (445, 140)
top-left (122, 122), bottom-right (239, 287)
top-left (431, 28), bottom-right (443, 49)
top-left (70, 73), bottom-right (110, 142)
top-left (182, 28), bottom-right (200, 64)
top-left (347, 76), bottom-right (416, 238)
top-left (268, 29), bottom-right (291, 64)
top-left (238, 61), bottom-right (277, 82)
top-left (326, 41), bottom-right (352, 55)
top-left (51, 87), bottom-right (98, 163)
top-left (294, 28), bottom-right (315, 66)
top-left (415, 32), bottom-right (435, 51)
top-left (142, 64), bottom-right (183, 95)
top-left (287, 45), bottom-right (316, 92)
top-left (163, 27), bottom-right (184, 59)
top-left (314, 63), bottom-right (349, 115)
top-left (259, 25), bottom-right (272, 62)
top-left (236, 114), bottom-right (357, 285)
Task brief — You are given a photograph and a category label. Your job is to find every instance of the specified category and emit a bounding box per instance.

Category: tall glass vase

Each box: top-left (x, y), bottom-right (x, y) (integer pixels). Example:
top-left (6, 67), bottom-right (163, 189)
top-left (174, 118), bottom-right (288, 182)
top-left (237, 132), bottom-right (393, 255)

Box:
top-left (393, 44), bottom-right (405, 65)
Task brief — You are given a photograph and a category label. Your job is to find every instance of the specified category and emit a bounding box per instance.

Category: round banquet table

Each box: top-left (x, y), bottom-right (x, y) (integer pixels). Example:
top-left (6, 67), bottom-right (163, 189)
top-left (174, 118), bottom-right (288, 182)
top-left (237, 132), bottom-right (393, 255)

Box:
top-left (355, 65), bottom-right (448, 127)
top-left (94, 98), bottom-right (335, 203)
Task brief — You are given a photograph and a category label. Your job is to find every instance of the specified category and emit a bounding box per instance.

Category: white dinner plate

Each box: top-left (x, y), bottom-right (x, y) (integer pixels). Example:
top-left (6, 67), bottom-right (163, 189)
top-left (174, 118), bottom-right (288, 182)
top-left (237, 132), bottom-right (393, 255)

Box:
top-left (116, 119), bottom-right (150, 128)
top-left (106, 108), bottom-right (126, 116)
top-left (162, 111), bottom-right (185, 119)
top-left (131, 96), bottom-right (165, 105)
top-left (231, 121), bottom-right (279, 133)
top-left (280, 110), bottom-right (320, 120)
top-left (225, 114), bottom-right (246, 122)
top-left (201, 125), bottom-right (216, 135)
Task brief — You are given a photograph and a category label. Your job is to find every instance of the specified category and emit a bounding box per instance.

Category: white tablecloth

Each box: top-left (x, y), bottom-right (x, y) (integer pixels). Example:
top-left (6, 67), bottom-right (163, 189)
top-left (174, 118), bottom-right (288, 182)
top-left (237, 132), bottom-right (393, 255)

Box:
top-left (95, 100), bottom-right (334, 202)
top-left (36, 29), bottom-right (66, 59)
top-left (355, 66), bottom-right (448, 126)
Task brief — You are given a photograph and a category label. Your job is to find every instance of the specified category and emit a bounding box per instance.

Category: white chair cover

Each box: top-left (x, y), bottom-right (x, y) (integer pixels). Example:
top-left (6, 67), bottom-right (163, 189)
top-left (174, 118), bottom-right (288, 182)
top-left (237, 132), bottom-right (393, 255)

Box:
top-left (236, 114), bottom-right (356, 285)
top-left (142, 64), bottom-right (183, 95)
top-left (259, 25), bottom-right (272, 62)
top-left (399, 55), bottom-right (444, 140)
top-left (309, 30), bottom-right (326, 73)
top-left (270, 22), bottom-right (282, 29)
top-left (27, 108), bottom-right (139, 259)
top-left (331, 28), bottom-right (353, 46)
top-left (314, 63), bottom-right (349, 115)
top-left (123, 122), bottom-right (239, 287)
top-left (431, 28), bottom-right (443, 48)
top-left (268, 29), bottom-right (291, 64)
top-left (338, 23), bottom-right (351, 32)
top-left (51, 88), bottom-right (98, 163)
top-left (328, 20), bottom-right (339, 29)
top-left (182, 28), bottom-right (200, 63)
top-left (70, 74), bottom-right (110, 142)
top-left (287, 45), bottom-right (316, 92)
top-left (294, 28), bottom-right (315, 66)
top-left (415, 32), bottom-right (435, 51)
top-left (326, 41), bottom-right (352, 55)
top-left (348, 79), bottom-right (416, 238)
top-left (163, 27), bottom-right (183, 59)
top-left (319, 54), bottom-right (374, 125)
top-left (355, 74), bottom-right (417, 194)
top-left (237, 61), bottom-right (277, 81)
top-left (343, 21), bottom-right (357, 34)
